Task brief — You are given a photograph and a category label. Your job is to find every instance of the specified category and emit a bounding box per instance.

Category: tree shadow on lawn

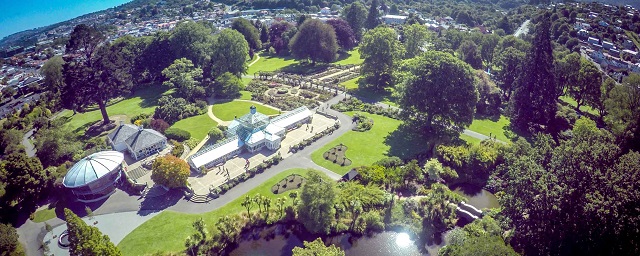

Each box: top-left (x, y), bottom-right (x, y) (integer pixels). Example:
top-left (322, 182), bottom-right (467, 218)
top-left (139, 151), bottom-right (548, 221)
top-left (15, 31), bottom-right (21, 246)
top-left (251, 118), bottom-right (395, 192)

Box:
top-left (281, 62), bottom-right (329, 75)
top-left (349, 85), bottom-right (397, 104)
top-left (384, 123), bottom-right (432, 161)
top-left (138, 189), bottom-right (182, 215)
top-left (335, 50), bottom-right (353, 62)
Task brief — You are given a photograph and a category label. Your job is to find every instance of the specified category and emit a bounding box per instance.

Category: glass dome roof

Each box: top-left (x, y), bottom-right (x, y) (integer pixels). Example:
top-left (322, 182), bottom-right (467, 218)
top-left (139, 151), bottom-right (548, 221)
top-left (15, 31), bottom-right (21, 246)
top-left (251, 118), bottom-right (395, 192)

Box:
top-left (63, 151), bottom-right (124, 188)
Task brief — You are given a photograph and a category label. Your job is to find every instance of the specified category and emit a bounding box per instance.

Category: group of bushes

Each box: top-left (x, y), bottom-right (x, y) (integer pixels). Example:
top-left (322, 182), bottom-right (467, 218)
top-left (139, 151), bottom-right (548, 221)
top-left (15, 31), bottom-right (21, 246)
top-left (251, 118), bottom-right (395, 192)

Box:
top-left (332, 98), bottom-right (402, 120)
top-left (208, 154), bottom-right (284, 196)
top-left (352, 113), bottom-right (374, 132)
top-left (165, 127), bottom-right (191, 141)
top-left (289, 122), bottom-right (340, 153)
top-left (170, 140), bottom-right (185, 157)
top-left (154, 95), bottom-right (206, 124)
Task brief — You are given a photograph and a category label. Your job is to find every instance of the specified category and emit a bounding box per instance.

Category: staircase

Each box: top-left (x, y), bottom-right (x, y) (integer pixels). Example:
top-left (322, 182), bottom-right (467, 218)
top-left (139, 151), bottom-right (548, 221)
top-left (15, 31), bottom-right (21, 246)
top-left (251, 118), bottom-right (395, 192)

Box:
top-left (126, 166), bottom-right (150, 181)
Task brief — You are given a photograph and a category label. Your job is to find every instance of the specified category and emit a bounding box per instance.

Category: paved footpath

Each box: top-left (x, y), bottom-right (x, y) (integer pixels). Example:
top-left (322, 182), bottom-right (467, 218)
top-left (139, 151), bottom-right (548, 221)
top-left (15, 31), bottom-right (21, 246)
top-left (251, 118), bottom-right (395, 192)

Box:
top-left (18, 94), bottom-right (354, 256)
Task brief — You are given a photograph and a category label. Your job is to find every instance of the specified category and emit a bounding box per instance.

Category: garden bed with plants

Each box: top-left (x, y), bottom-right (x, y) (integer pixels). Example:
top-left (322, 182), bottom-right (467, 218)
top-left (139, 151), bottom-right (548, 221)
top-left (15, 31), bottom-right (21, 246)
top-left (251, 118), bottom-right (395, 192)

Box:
top-left (289, 121), bottom-right (341, 153)
top-left (271, 174), bottom-right (305, 194)
top-left (332, 98), bottom-right (402, 120)
top-left (207, 154), bottom-right (284, 196)
top-left (352, 113), bottom-right (374, 132)
top-left (322, 144), bottom-right (352, 166)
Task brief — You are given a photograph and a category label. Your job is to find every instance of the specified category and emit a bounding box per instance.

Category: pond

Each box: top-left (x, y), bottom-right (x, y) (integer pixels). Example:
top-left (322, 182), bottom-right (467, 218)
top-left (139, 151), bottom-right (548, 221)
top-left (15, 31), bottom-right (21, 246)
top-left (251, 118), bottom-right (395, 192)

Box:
top-left (453, 185), bottom-right (500, 210)
top-left (230, 225), bottom-right (426, 256)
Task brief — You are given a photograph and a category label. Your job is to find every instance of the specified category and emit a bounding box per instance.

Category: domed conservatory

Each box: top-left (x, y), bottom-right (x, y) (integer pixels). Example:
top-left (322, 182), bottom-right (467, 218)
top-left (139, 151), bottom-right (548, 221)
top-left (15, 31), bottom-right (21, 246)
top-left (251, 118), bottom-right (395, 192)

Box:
top-left (62, 151), bottom-right (124, 203)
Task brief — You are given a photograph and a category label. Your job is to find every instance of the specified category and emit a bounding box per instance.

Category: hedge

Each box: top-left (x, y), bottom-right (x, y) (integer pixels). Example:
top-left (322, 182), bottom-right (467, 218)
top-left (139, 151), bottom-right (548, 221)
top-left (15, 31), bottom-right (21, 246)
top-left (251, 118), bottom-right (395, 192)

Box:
top-left (165, 128), bottom-right (191, 141)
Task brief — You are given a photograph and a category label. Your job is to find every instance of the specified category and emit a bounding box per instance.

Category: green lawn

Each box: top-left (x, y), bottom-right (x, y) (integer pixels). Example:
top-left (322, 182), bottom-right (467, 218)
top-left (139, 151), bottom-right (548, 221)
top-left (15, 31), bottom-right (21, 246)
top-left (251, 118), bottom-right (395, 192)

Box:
top-left (239, 90), bottom-right (252, 100)
top-left (349, 85), bottom-right (399, 107)
top-left (168, 113), bottom-right (218, 142)
top-left (246, 53), bottom-right (298, 75)
top-left (241, 77), bottom-right (253, 86)
top-left (460, 134), bottom-right (482, 145)
top-left (118, 168), bottom-right (313, 255)
top-left (60, 86), bottom-right (171, 133)
top-left (32, 208), bottom-right (57, 223)
top-left (211, 100), bottom-right (279, 121)
top-left (342, 77), bottom-right (360, 90)
top-left (467, 115), bottom-right (511, 142)
top-left (559, 95), bottom-right (599, 116)
top-left (311, 112), bottom-right (425, 175)
top-left (335, 48), bottom-right (362, 65)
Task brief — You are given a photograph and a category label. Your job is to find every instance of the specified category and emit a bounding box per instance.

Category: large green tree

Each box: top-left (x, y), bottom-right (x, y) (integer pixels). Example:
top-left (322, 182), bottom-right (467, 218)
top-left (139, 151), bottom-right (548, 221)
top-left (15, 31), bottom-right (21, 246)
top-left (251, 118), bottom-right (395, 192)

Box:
top-left (359, 27), bottom-right (404, 89)
top-left (365, 0), bottom-right (381, 29)
top-left (63, 24), bottom-right (133, 124)
top-left (508, 17), bottom-right (557, 133)
top-left (399, 51), bottom-right (477, 136)
top-left (162, 58), bottom-right (205, 101)
top-left (570, 58), bottom-right (602, 111)
top-left (297, 170), bottom-right (336, 234)
top-left (494, 47), bottom-right (525, 100)
top-left (554, 52), bottom-right (581, 97)
top-left (0, 152), bottom-right (49, 222)
top-left (210, 29), bottom-right (249, 77)
top-left (169, 21), bottom-right (214, 67)
top-left (0, 223), bottom-right (20, 256)
top-left (292, 238), bottom-right (345, 256)
top-left (342, 2), bottom-right (367, 40)
top-left (231, 18), bottom-right (261, 51)
top-left (64, 209), bottom-right (122, 256)
top-left (40, 55), bottom-right (65, 108)
top-left (289, 19), bottom-right (338, 63)
top-left (403, 23), bottom-right (430, 59)
top-left (457, 40), bottom-right (482, 70)
top-left (604, 74), bottom-right (640, 151)
top-left (499, 119), bottom-right (640, 254)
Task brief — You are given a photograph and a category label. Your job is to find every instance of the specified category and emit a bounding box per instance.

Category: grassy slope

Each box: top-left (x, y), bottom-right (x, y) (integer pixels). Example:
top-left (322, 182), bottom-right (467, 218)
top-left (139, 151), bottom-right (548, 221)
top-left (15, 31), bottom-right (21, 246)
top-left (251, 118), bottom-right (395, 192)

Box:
top-left (559, 95), bottom-right (599, 116)
top-left (168, 113), bottom-right (218, 142)
top-left (118, 168), bottom-right (312, 255)
top-left (342, 77), bottom-right (360, 90)
top-left (467, 115), bottom-right (511, 142)
top-left (31, 208), bottom-right (56, 223)
top-left (311, 112), bottom-right (424, 175)
top-left (246, 53), bottom-right (298, 75)
top-left (61, 86), bottom-right (171, 133)
top-left (335, 48), bottom-right (362, 65)
top-left (460, 134), bottom-right (482, 145)
top-left (211, 100), bottom-right (279, 121)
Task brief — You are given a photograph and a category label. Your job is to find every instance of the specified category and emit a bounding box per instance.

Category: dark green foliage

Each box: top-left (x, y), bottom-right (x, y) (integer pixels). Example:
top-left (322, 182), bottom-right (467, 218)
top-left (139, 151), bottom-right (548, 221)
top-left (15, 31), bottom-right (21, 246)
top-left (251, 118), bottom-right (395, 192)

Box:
top-left (419, 184), bottom-right (462, 240)
top-left (213, 72), bottom-right (243, 98)
top-left (365, 0), bottom-right (380, 29)
top-left (399, 51), bottom-right (477, 136)
top-left (498, 118), bottom-right (640, 255)
top-left (509, 17), bottom-right (557, 133)
top-left (0, 223), bottom-right (20, 256)
top-left (457, 40), bottom-right (482, 70)
top-left (162, 58), bottom-right (205, 101)
top-left (289, 19), bottom-right (338, 63)
top-left (0, 129), bottom-right (22, 155)
top-left (604, 74), bottom-right (640, 151)
top-left (34, 124), bottom-right (82, 168)
top-left (326, 19), bottom-right (356, 50)
top-left (231, 18), bottom-right (261, 50)
top-left (210, 29), bottom-right (249, 77)
top-left (297, 170), bottom-right (336, 234)
top-left (170, 141), bottom-right (184, 157)
top-left (292, 238), bottom-right (345, 256)
top-left (164, 128), bottom-right (191, 142)
top-left (359, 27), bottom-right (403, 89)
top-left (168, 21), bottom-right (214, 67)
top-left (437, 140), bottom-right (503, 187)
top-left (154, 95), bottom-right (203, 124)
top-left (207, 127), bottom-right (224, 143)
top-left (269, 22), bottom-right (295, 55)
top-left (342, 2), bottom-right (367, 40)
top-left (64, 209), bottom-right (122, 256)
top-left (63, 24), bottom-right (133, 124)
top-left (0, 152), bottom-right (49, 223)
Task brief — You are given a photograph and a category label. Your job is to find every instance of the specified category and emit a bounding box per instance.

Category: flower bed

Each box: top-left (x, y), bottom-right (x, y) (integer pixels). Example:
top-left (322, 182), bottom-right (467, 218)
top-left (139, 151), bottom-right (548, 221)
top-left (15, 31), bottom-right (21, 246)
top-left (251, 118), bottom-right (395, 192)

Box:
top-left (332, 98), bottom-right (402, 120)
top-left (322, 144), bottom-right (352, 166)
top-left (271, 174), bottom-right (305, 194)
top-left (352, 113), bottom-right (374, 132)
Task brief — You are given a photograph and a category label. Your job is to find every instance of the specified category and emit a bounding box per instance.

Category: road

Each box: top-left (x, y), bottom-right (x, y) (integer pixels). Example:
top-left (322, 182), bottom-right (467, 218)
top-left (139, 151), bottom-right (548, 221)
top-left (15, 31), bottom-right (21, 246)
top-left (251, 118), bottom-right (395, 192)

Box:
top-left (514, 19), bottom-right (530, 37)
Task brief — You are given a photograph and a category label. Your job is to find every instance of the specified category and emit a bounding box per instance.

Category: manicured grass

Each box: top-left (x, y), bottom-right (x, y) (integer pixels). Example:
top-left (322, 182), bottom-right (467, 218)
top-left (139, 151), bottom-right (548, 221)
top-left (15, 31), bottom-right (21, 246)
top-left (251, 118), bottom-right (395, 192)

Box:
top-left (211, 100), bottom-right (279, 121)
top-left (239, 90), bottom-right (252, 100)
top-left (349, 86), bottom-right (399, 107)
top-left (342, 77), bottom-right (360, 90)
top-left (311, 112), bottom-right (425, 175)
top-left (168, 113), bottom-right (218, 142)
top-left (60, 86), bottom-right (172, 133)
top-left (32, 208), bottom-right (57, 223)
top-left (335, 48), bottom-right (362, 65)
top-left (246, 53), bottom-right (298, 75)
top-left (559, 95), bottom-right (599, 116)
top-left (460, 134), bottom-right (482, 145)
top-left (467, 115), bottom-right (511, 142)
top-left (241, 77), bottom-right (253, 86)
top-left (118, 168), bottom-right (313, 255)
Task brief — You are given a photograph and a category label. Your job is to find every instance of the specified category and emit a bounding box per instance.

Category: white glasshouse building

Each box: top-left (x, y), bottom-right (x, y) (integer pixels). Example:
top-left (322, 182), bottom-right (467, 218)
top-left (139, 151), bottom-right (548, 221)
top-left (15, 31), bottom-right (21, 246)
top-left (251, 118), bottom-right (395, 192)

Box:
top-left (188, 105), bottom-right (312, 170)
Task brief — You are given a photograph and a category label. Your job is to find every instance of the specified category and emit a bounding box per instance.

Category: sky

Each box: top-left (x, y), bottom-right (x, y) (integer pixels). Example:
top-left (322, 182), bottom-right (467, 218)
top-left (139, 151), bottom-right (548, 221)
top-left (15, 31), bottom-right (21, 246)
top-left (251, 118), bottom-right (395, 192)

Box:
top-left (0, 0), bottom-right (132, 39)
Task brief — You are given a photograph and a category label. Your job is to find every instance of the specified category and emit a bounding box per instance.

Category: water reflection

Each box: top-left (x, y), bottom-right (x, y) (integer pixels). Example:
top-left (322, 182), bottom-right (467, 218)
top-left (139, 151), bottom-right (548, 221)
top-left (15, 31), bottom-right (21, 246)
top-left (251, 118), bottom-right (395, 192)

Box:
top-left (230, 227), bottom-right (425, 256)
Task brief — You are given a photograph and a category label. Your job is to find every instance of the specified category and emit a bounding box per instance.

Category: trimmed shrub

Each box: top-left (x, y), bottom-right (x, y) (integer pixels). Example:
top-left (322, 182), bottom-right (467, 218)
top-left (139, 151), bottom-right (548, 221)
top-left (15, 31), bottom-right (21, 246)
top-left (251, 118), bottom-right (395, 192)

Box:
top-left (171, 141), bottom-right (185, 157)
top-left (151, 119), bottom-right (170, 133)
top-left (165, 128), bottom-right (191, 141)
top-left (208, 127), bottom-right (224, 143)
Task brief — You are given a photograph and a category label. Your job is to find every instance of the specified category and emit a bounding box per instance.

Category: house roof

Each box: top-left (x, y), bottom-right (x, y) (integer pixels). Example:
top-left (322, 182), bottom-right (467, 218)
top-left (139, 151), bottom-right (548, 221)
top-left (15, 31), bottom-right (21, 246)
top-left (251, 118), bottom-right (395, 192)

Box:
top-left (63, 151), bottom-right (124, 188)
top-left (108, 124), bottom-right (166, 152)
